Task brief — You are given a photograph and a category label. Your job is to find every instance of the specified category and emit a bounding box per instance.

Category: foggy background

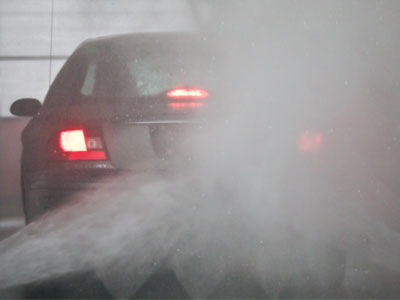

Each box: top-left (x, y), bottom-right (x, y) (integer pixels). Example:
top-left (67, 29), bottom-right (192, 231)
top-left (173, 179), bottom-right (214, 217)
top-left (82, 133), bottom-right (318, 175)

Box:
top-left (1, 0), bottom-right (400, 298)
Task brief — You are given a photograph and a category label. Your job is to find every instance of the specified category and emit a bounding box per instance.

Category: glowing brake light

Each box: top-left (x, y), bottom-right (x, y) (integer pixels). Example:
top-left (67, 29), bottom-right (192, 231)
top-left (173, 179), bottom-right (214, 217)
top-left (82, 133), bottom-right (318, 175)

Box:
top-left (168, 102), bottom-right (204, 109)
top-left (60, 130), bottom-right (87, 152)
top-left (298, 132), bottom-right (323, 152)
top-left (59, 129), bottom-right (106, 160)
top-left (167, 88), bottom-right (208, 99)
top-left (167, 88), bottom-right (208, 110)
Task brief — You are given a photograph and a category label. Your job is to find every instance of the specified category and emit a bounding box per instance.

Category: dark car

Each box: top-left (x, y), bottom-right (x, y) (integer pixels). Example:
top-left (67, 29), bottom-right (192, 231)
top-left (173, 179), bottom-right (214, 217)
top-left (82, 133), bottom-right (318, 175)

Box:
top-left (9, 32), bottom-right (349, 296)
top-left (10, 32), bottom-right (220, 223)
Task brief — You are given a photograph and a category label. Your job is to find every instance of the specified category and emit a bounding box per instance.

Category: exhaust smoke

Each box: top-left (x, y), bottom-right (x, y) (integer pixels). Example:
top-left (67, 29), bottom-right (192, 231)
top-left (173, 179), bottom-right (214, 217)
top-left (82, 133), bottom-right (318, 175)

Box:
top-left (1, 0), bottom-right (400, 298)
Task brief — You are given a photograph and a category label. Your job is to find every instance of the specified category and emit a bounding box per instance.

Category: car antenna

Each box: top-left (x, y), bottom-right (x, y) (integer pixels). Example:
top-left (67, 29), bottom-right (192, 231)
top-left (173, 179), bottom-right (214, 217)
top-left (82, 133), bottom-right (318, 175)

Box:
top-left (48, 0), bottom-right (54, 87)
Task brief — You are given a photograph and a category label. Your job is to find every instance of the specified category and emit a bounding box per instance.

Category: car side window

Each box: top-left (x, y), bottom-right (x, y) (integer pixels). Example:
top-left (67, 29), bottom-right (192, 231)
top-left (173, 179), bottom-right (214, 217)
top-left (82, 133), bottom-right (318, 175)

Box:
top-left (81, 64), bottom-right (97, 96)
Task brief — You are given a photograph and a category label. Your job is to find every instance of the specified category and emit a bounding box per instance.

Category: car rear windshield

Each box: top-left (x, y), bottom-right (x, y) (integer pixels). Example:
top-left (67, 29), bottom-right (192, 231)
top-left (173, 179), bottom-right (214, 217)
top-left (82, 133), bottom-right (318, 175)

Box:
top-left (45, 36), bottom-right (220, 105)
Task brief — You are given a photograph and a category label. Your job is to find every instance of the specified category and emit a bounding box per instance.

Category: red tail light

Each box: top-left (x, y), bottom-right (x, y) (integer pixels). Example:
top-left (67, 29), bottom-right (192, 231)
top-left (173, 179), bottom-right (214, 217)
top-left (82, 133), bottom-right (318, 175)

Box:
top-left (59, 129), bottom-right (106, 160)
top-left (66, 151), bottom-right (107, 161)
top-left (167, 88), bottom-right (208, 99)
top-left (60, 130), bottom-right (87, 152)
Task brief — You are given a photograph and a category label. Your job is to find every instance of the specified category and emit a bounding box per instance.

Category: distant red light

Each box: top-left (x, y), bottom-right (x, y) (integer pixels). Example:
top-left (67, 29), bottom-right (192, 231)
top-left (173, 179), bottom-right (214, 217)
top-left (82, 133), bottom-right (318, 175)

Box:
top-left (298, 132), bottom-right (323, 152)
top-left (167, 88), bottom-right (208, 99)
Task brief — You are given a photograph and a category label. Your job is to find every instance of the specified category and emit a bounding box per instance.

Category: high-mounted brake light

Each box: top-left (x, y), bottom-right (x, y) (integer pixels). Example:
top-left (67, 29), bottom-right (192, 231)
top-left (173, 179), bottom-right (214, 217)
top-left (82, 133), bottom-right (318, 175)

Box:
top-left (167, 88), bottom-right (209, 99)
top-left (168, 102), bottom-right (205, 109)
top-left (59, 129), bottom-right (106, 160)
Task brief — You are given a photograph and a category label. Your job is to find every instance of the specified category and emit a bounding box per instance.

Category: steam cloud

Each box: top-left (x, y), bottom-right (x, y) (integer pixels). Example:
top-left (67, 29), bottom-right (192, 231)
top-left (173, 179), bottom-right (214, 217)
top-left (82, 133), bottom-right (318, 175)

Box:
top-left (1, 0), bottom-right (400, 298)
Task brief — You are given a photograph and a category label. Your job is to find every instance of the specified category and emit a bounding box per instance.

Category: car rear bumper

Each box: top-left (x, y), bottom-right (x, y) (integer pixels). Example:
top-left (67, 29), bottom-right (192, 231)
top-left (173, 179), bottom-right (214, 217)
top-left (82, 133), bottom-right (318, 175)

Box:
top-left (25, 161), bottom-right (116, 190)
top-left (22, 162), bottom-right (172, 222)
top-left (29, 173), bottom-right (124, 191)
top-left (25, 160), bottom-right (174, 192)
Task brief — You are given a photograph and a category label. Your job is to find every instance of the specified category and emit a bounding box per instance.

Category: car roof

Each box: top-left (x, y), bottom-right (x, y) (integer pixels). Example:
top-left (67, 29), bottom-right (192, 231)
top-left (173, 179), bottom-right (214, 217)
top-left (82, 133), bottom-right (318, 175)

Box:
top-left (77, 32), bottom-right (205, 50)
